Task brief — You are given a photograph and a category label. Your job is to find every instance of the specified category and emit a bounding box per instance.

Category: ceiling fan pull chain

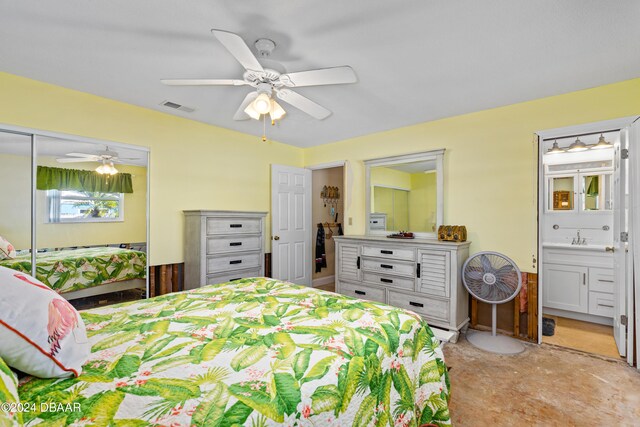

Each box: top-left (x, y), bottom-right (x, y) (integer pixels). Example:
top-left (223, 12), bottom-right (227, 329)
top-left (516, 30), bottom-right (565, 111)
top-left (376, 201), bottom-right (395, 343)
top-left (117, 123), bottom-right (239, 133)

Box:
top-left (262, 114), bottom-right (267, 142)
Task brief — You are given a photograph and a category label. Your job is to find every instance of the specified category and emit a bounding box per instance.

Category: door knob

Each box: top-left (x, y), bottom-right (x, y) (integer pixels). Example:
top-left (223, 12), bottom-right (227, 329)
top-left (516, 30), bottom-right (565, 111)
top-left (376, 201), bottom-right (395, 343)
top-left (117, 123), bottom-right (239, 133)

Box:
top-left (273, 236), bottom-right (280, 241)
top-left (605, 246), bottom-right (615, 252)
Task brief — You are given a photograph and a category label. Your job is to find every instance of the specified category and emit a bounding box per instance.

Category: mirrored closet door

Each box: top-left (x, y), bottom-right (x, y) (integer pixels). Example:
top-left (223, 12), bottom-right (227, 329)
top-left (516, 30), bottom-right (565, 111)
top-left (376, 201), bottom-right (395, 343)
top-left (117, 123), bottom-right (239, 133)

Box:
top-left (0, 126), bottom-right (149, 309)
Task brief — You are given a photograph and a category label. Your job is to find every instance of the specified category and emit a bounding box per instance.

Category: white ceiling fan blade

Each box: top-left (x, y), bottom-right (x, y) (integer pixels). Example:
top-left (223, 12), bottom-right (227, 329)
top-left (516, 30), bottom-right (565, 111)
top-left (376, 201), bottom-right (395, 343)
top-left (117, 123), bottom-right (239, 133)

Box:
top-left (280, 66), bottom-right (357, 87)
top-left (234, 92), bottom-right (258, 121)
top-left (161, 79), bottom-right (246, 86)
top-left (276, 89), bottom-right (331, 120)
top-left (56, 157), bottom-right (98, 163)
top-left (211, 29), bottom-right (264, 72)
top-left (65, 153), bottom-right (96, 158)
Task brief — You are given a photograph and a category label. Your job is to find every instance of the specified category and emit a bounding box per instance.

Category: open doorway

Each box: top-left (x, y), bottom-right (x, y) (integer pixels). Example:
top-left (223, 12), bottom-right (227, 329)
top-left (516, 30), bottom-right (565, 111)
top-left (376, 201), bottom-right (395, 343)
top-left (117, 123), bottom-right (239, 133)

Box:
top-left (310, 165), bottom-right (344, 292)
top-left (536, 117), bottom-right (636, 361)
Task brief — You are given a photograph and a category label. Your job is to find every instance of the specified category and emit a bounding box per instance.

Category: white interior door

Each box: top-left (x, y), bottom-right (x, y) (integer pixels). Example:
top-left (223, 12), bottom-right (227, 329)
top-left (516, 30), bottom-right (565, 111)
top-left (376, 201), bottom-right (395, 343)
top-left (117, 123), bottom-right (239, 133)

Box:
top-left (271, 165), bottom-right (312, 286)
top-left (612, 128), bottom-right (629, 358)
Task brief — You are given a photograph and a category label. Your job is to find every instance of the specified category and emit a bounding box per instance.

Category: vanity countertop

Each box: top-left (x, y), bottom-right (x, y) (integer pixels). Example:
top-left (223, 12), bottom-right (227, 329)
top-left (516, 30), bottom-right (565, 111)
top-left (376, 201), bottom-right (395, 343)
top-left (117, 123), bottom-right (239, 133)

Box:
top-left (542, 242), bottom-right (611, 252)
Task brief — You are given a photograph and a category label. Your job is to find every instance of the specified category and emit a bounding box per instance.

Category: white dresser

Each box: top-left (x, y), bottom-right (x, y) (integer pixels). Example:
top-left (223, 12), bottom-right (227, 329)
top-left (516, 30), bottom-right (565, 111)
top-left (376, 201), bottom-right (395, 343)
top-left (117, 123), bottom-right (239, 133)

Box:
top-left (334, 235), bottom-right (470, 340)
top-left (184, 210), bottom-right (267, 289)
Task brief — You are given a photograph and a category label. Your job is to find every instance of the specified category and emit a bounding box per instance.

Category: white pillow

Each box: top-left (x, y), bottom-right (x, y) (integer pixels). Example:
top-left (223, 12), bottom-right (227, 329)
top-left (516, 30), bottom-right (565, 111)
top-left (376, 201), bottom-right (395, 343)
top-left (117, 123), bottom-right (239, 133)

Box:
top-left (0, 235), bottom-right (16, 260)
top-left (0, 266), bottom-right (89, 378)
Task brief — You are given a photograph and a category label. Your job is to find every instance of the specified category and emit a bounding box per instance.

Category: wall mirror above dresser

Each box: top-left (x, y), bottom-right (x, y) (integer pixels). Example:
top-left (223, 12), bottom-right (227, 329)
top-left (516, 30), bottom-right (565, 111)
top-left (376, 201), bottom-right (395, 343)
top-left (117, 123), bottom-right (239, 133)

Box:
top-left (365, 149), bottom-right (444, 238)
top-left (0, 125), bottom-right (150, 309)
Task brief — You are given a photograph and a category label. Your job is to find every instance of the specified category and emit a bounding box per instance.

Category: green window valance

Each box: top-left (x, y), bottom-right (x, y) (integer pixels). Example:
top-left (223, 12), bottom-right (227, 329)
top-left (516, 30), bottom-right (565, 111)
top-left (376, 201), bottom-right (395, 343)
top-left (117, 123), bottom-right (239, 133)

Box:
top-left (36, 166), bottom-right (133, 193)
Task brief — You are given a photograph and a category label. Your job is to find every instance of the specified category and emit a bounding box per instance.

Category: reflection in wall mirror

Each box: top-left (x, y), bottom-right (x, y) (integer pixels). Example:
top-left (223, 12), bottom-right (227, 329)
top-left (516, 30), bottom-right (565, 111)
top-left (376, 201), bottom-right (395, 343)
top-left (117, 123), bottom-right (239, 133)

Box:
top-left (583, 173), bottom-right (612, 211)
top-left (550, 176), bottom-right (574, 211)
top-left (0, 126), bottom-right (149, 309)
top-left (365, 150), bottom-right (444, 237)
top-left (0, 130), bottom-right (33, 271)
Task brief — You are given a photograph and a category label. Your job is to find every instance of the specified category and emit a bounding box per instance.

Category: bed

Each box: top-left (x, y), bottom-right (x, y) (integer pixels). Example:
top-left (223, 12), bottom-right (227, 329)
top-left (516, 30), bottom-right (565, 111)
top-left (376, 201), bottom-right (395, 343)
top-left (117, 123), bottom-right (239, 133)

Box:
top-left (0, 247), bottom-right (146, 300)
top-left (17, 277), bottom-right (451, 426)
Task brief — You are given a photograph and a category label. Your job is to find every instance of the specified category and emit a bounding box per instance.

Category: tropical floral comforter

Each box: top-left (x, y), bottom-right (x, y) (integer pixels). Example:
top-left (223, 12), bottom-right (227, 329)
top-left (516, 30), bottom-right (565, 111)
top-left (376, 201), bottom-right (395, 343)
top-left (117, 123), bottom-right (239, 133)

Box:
top-left (0, 247), bottom-right (146, 294)
top-left (18, 278), bottom-right (451, 426)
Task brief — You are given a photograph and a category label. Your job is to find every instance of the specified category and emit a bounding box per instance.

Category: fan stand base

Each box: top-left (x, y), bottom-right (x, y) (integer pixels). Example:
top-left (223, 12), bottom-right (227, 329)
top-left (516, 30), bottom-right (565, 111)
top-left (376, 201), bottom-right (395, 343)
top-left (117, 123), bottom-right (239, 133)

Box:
top-left (466, 330), bottom-right (525, 355)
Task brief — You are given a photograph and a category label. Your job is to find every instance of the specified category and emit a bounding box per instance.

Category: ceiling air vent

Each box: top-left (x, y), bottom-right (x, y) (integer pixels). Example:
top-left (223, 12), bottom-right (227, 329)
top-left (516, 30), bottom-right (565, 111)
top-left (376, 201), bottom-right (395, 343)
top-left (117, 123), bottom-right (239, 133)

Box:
top-left (160, 100), bottom-right (195, 113)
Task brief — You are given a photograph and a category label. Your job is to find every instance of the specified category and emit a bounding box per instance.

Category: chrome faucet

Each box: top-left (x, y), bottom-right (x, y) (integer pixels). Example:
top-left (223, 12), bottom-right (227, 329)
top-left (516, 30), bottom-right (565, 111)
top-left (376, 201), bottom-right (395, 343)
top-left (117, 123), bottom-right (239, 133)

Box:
top-left (572, 230), bottom-right (586, 245)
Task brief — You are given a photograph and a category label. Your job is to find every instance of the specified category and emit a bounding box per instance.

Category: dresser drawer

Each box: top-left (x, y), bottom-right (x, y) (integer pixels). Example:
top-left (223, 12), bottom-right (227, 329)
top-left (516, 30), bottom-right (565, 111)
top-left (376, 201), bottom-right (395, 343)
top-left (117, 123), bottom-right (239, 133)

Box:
top-left (339, 281), bottom-right (386, 303)
top-left (362, 245), bottom-right (415, 262)
top-left (417, 250), bottom-right (450, 297)
top-left (388, 290), bottom-right (449, 322)
top-left (588, 267), bottom-right (614, 294)
top-left (206, 269), bottom-right (262, 286)
top-left (588, 291), bottom-right (614, 318)
top-left (206, 218), bottom-right (262, 235)
top-left (207, 235), bottom-right (262, 254)
top-left (362, 258), bottom-right (415, 277)
top-left (207, 252), bottom-right (261, 274)
top-left (363, 271), bottom-right (414, 291)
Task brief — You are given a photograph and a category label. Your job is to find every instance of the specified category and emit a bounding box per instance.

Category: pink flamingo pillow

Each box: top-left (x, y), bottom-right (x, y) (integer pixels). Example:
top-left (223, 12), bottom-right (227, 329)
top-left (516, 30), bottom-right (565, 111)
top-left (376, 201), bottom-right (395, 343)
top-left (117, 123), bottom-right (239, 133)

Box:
top-left (0, 235), bottom-right (16, 260)
top-left (0, 266), bottom-right (89, 378)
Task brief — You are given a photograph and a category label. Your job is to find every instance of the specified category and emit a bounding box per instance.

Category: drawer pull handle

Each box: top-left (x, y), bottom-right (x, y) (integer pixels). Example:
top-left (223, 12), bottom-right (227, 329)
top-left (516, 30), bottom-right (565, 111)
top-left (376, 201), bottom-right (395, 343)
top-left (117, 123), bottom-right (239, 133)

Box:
top-left (230, 260), bottom-right (243, 265)
top-left (230, 224), bottom-right (243, 228)
top-left (380, 278), bottom-right (393, 284)
top-left (598, 279), bottom-right (614, 283)
top-left (230, 278), bottom-right (241, 281)
top-left (417, 263), bottom-right (421, 278)
top-left (409, 301), bottom-right (424, 308)
top-left (372, 221), bottom-right (378, 224)
top-left (380, 264), bottom-right (393, 269)
top-left (381, 250), bottom-right (393, 255)
top-left (598, 304), bottom-right (614, 308)
top-left (355, 290), bottom-right (366, 295)
top-left (356, 256), bottom-right (361, 269)
top-left (229, 242), bottom-right (243, 246)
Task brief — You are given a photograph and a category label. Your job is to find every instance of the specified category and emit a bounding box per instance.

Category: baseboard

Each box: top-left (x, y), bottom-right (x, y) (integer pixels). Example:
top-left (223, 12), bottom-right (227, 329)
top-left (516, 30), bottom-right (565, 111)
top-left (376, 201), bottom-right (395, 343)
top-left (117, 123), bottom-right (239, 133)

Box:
top-left (312, 275), bottom-right (335, 287)
top-left (543, 307), bottom-right (613, 326)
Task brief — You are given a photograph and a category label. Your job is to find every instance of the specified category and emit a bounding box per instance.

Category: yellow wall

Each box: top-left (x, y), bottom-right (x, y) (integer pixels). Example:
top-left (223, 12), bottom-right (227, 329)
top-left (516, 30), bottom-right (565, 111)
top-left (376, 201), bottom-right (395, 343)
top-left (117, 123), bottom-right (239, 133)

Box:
top-left (409, 172), bottom-right (437, 232)
top-left (0, 72), bottom-right (304, 265)
top-left (305, 78), bottom-right (640, 271)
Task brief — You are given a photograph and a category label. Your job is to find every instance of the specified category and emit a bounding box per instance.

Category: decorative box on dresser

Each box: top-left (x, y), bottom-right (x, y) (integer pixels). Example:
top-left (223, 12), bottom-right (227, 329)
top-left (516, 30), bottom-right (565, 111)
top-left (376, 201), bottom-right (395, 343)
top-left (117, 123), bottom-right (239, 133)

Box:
top-left (334, 235), bottom-right (470, 341)
top-left (184, 210), bottom-right (267, 290)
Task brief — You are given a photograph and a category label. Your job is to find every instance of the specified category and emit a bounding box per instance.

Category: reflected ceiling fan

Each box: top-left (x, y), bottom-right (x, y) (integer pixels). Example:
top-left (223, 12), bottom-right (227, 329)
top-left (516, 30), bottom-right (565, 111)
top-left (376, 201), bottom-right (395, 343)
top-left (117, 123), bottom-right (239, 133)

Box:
top-left (161, 29), bottom-right (358, 122)
top-left (56, 147), bottom-right (138, 175)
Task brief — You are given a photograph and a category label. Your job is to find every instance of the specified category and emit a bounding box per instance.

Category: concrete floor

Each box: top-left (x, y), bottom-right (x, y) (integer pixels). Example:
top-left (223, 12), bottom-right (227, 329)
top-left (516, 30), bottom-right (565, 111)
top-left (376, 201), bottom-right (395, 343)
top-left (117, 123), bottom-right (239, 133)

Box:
top-left (443, 334), bottom-right (640, 426)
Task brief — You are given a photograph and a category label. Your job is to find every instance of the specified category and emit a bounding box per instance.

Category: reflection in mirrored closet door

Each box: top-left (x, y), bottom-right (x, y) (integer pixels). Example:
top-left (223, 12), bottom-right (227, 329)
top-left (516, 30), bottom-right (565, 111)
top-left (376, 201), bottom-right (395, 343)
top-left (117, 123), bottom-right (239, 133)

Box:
top-left (0, 130), bottom-right (33, 274)
top-left (0, 126), bottom-right (149, 309)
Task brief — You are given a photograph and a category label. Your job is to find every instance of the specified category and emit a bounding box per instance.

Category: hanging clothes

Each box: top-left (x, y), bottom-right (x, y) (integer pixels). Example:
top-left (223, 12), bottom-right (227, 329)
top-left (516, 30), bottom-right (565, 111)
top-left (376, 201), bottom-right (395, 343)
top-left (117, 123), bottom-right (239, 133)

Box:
top-left (337, 223), bottom-right (344, 236)
top-left (315, 223), bottom-right (327, 273)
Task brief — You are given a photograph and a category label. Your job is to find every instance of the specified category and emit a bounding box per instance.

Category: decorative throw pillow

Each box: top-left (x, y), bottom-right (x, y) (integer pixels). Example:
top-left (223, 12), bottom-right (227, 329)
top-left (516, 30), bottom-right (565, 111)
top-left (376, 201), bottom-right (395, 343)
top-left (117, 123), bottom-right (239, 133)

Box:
top-left (0, 235), bottom-right (16, 260)
top-left (0, 266), bottom-right (89, 378)
top-left (0, 356), bottom-right (23, 426)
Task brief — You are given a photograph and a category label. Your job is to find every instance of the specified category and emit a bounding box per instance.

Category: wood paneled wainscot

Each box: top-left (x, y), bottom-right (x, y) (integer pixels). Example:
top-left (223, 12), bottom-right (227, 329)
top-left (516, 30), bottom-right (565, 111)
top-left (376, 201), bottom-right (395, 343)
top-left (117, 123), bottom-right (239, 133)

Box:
top-left (184, 210), bottom-right (267, 289)
top-left (334, 236), bottom-right (470, 341)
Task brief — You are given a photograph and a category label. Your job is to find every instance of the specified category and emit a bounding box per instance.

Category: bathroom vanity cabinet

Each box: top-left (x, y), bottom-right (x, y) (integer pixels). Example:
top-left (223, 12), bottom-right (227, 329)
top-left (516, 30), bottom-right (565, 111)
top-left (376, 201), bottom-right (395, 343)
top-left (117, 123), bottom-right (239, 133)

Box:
top-left (542, 245), bottom-right (614, 324)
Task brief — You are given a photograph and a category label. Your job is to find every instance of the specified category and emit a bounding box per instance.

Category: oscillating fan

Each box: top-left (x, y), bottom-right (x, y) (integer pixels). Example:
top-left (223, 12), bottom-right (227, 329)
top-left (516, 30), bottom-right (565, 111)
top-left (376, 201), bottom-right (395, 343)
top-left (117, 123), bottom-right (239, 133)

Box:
top-left (462, 251), bottom-right (525, 354)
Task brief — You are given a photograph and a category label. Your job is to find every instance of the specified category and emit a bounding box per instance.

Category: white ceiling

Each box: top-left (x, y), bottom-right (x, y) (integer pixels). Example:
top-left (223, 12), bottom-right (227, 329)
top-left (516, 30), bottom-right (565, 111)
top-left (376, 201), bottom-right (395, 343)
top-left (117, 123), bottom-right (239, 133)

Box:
top-left (1, 1), bottom-right (639, 148)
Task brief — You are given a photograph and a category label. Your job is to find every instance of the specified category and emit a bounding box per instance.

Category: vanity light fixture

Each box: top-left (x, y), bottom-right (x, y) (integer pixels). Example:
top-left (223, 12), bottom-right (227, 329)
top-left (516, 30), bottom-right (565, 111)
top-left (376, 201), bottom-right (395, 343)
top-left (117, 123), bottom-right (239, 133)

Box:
top-left (547, 141), bottom-right (564, 154)
top-left (590, 134), bottom-right (613, 150)
top-left (567, 137), bottom-right (588, 152)
top-left (96, 160), bottom-right (118, 175)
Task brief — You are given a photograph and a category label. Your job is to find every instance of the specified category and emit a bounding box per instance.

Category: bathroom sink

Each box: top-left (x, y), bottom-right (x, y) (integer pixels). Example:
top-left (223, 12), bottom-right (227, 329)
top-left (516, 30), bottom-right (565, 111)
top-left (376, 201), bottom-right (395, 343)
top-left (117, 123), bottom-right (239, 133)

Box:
top-left (542, 242), bottom-right (611, 252)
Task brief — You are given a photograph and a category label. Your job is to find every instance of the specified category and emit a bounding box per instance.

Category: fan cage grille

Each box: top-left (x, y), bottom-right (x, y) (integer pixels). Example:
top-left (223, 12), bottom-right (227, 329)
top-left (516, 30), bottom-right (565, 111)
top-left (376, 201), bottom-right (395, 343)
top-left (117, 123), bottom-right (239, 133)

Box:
top-left (462, 251), bottom-right (522, 304)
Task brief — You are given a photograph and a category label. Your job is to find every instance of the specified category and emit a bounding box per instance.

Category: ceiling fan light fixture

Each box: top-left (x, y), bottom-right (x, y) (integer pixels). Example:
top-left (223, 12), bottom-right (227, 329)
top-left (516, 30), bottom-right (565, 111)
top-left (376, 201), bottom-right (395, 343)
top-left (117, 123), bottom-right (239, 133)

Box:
top-left (269, 99), bottom-right (286, 121)
top-left (244, 103), bottom-right (261, 120)
top-left (567, 137), bottom-right (588, 152)
top-left (253, 93), bottom-right (272, 114)
top-left (591, 134), bottom-right (613, 149)
top-left (96, 161), bottom-right (118, 175)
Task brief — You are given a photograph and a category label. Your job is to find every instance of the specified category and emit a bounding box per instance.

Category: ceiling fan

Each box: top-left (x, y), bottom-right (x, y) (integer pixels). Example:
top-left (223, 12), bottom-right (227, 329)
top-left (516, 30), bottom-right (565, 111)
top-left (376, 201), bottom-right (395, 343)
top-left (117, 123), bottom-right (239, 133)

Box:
top-left (56, 147), bottom-right (138, 175)
top-left (161, 29), bottom-right (358, 121)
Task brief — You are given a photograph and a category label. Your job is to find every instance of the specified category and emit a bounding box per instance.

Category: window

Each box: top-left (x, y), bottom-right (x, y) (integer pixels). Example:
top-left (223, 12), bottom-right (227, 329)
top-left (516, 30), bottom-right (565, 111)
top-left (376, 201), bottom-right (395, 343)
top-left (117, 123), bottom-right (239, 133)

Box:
top-left (47, 190), bottom-right (124, 223)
